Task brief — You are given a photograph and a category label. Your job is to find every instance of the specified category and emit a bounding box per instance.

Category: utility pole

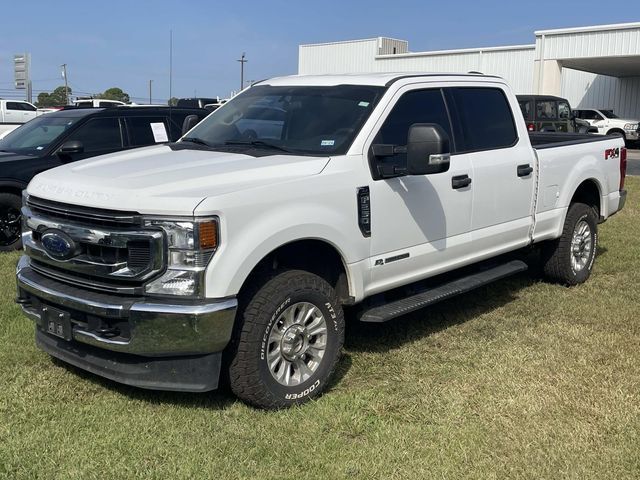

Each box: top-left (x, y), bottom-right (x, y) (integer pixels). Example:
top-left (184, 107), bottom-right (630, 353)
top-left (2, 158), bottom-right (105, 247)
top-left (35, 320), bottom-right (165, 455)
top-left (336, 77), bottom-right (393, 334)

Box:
top-left (237, 53), bottom-right (247, 91)
top-left (149, 80), bottom-right (153, 104)
top-left (61, 64), bottom-right (69, 104)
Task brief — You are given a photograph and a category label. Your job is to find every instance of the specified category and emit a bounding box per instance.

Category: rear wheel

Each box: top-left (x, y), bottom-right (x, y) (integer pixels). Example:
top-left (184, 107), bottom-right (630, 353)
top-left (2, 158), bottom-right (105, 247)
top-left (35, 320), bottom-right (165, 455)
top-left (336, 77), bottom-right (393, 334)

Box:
top-left (542, 202), bottom-right (598, 285)
top-left (0, 193), bottom-right (22, 252)
top-left (228, 270), bottom-right (345, 409)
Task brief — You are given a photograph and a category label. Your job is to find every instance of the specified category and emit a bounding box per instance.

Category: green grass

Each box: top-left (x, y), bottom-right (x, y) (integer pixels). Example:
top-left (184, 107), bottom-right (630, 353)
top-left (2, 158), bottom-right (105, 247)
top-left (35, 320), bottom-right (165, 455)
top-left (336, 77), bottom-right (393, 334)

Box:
top-left (1, 179), bottom-right (639, 480)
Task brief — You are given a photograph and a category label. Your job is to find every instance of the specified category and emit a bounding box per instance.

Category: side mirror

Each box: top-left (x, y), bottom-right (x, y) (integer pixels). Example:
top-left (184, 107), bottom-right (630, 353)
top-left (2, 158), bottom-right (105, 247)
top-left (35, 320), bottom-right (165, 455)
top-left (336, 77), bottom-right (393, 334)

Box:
top-left (182, 115), bottom-right (201, 135)
top-left (58, 140), bottom-right (84, 156)
top-left (406, 123), bottom-right (450, 175)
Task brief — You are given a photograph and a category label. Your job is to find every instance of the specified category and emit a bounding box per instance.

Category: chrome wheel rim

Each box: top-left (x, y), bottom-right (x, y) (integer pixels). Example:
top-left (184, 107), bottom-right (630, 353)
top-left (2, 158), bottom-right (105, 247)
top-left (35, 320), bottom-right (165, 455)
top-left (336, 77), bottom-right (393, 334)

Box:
top-left (0, 206), bottom-right (21, 247)
top-left (266, 302), bottom-right (328, 387)
top-left (571, 219), bottom-right (592, 272)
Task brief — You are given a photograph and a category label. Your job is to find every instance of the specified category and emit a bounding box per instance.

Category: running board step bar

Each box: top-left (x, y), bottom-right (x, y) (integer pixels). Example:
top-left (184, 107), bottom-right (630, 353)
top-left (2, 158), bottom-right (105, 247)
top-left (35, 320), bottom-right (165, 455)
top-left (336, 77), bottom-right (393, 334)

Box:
top-left (358, 260), bottom-right (528, 323)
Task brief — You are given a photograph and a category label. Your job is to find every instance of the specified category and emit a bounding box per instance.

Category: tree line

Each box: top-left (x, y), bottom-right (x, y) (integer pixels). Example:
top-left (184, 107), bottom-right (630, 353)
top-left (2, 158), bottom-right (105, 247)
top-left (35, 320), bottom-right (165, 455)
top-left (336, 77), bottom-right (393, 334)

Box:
top-left (36, 86), bottom-right (132, 107)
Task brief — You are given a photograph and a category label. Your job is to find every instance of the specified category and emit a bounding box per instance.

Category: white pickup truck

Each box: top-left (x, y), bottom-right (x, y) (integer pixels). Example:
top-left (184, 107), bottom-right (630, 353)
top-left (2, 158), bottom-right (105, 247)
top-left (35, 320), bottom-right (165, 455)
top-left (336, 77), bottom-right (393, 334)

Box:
top-left (16, 73), bottom-right (627, 408)
top-left (0, 99), bottom-right (37, 138)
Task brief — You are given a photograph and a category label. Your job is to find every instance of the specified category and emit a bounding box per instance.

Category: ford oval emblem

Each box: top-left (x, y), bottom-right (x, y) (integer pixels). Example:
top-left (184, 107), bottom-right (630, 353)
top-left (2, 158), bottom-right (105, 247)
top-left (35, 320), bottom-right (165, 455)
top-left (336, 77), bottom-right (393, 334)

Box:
top-left (41, 230), bottom-right (75, 260)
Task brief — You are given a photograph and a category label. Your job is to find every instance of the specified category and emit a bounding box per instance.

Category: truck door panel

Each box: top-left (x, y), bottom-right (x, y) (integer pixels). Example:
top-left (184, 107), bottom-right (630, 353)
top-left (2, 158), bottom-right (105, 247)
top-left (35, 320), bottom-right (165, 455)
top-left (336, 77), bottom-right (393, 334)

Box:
top-left (366, 86), bottom-right (473, 294)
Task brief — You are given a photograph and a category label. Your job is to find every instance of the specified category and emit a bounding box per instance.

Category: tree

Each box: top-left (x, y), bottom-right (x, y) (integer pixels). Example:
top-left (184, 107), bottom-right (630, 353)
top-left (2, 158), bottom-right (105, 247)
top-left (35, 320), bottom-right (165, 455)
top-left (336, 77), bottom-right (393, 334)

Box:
top-left (36, 86), bottom-right (71, 107)
top-left (98, 87), bottom-right (130, 103)
top-left (168, 97), bottom-right (178, 106)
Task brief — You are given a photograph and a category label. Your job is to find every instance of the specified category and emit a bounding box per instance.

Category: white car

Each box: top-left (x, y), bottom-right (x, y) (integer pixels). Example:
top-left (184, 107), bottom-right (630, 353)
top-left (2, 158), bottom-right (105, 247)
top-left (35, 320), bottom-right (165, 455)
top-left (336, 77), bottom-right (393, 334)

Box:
top-left (574, 108), bottom-right (639, 145)
top-left (17, 73), bottom-right (627, 408)
top-left (73, 98), bottom-right (125, 108)
top-left (0, 99), bottom-right (37, 137)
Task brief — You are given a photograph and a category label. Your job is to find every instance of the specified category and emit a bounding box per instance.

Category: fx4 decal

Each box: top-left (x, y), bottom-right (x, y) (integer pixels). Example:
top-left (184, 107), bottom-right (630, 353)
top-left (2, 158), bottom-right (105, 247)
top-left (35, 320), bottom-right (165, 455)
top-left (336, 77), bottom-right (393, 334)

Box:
top-left (605, 148), bottom-right (620, 160)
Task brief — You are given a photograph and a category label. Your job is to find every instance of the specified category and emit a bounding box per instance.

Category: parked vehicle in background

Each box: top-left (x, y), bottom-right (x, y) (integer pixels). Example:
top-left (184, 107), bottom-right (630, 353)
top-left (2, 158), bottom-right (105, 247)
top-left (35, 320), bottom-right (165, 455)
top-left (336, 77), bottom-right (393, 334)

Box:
top-left (0, 106), bottom-right (208, 250)
top-left (204, 100), bottom-right (228, 111)
top-left (15, 73), bottom-right (626, 408)
top-left (74, 98), bottom-right (126, 108)
top-left (177, 97), bottom-right (219, 109)
top-left (573, 108), bottom-right (639, 146)
top-left (516, 95), bottom-right (594, 134)
top-left (0, 100), bottom-right (38, 137)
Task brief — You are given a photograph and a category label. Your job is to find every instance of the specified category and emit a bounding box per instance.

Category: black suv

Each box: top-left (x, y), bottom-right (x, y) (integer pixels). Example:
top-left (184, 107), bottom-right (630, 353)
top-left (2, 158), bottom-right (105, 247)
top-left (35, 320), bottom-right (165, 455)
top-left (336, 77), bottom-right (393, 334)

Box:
top-left (0, 106), bottom-right (208, 251)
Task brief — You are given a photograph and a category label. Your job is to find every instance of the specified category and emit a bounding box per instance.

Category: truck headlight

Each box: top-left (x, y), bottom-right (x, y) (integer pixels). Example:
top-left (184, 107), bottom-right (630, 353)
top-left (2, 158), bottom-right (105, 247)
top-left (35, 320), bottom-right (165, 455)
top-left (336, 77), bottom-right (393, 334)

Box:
top-left (143, 217), bottom-right (218, 297)
top-left (624, 123), bottom-right (638, 130)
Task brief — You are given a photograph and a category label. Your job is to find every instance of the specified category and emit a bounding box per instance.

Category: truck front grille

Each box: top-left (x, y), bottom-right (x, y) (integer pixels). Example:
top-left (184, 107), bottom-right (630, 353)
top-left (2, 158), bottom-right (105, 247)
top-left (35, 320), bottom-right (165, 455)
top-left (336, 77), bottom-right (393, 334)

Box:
top-left (22, 196), bottom-right (165, 295)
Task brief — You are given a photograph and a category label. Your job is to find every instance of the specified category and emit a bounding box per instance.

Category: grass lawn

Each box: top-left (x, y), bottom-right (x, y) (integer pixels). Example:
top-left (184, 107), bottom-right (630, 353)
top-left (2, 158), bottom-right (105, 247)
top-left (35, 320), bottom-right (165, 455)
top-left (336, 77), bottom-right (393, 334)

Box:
top-left (1, 178), bottom-right (639, 480)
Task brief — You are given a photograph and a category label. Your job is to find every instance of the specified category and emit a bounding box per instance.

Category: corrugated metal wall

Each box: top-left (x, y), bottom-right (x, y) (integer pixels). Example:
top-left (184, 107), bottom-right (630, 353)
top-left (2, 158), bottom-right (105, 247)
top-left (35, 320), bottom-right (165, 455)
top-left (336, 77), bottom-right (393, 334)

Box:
top-left (379, 38), bottom-right (409, 55)
top-left (538, 27), bottom-right (640, 59)
top-left (298, 25), bottom-right (640, 121)
top-left (374, 47), bottom-right (535, 93)
top-left (561, 68), bottom-right (640, 118)
top-left (298, 39), bottom-right (379, 74)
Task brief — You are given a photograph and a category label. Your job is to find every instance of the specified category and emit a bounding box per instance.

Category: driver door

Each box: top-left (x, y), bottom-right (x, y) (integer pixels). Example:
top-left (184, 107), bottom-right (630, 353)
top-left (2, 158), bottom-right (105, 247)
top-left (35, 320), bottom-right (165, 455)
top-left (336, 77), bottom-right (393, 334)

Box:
top-left (365, 85), bottom-right (473, 294)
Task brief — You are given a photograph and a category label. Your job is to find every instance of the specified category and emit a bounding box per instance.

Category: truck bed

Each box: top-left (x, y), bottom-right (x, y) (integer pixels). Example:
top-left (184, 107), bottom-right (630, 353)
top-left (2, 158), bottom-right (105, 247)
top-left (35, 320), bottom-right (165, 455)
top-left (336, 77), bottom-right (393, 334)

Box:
top-left (529, 132), bottom-right (619, 149)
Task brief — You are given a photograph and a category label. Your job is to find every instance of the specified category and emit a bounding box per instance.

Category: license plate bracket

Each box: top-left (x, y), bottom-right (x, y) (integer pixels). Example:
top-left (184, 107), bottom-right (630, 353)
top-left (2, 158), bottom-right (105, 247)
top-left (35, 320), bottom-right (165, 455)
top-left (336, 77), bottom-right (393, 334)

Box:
top-left (41, 305), bottom-right (72, 341)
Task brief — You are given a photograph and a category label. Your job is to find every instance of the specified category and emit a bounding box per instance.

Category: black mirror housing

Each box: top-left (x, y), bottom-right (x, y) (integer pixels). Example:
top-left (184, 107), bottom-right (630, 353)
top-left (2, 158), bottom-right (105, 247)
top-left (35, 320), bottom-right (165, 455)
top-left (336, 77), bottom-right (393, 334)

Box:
top-left (406, 123), bottom-right (450, 175)
top-left (58, 140), bottom-right (84, 156)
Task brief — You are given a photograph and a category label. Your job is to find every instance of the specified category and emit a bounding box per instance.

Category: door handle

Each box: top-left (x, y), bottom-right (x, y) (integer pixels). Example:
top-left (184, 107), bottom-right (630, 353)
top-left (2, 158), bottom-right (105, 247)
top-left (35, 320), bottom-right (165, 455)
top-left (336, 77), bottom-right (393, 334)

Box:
top-left (451, 174), bottom-right (471, 189)
top-left (517, 164), bottom-right (533, 177)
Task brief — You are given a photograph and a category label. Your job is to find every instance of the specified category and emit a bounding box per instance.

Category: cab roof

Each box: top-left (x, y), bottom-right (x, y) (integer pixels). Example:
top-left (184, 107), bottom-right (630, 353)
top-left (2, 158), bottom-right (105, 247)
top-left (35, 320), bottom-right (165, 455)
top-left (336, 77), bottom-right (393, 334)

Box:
top-left (260, 72), bottom-right (503, 87)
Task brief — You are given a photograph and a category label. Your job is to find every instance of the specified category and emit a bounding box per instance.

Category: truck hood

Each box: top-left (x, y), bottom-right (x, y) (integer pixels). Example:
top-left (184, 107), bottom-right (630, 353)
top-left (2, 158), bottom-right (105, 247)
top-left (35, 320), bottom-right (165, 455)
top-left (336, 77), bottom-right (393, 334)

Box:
top-left (27, 145), bottom-right (330, 215)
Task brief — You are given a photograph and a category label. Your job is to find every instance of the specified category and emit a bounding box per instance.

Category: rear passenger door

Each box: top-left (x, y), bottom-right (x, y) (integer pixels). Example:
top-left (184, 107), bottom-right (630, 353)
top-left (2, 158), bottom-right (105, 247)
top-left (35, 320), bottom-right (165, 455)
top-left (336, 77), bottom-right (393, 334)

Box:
top-left (125, 116), bottom-right (171, 146)
top-left (445, 86), bottom-right (535, 256)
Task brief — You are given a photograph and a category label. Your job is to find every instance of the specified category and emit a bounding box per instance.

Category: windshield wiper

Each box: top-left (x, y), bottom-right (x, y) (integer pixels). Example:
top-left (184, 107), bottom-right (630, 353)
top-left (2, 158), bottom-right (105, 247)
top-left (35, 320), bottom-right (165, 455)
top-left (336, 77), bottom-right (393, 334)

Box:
top-left (181, 137), bottom-right (212, 147)
top-left (224, 140), bottom-right (293, 153)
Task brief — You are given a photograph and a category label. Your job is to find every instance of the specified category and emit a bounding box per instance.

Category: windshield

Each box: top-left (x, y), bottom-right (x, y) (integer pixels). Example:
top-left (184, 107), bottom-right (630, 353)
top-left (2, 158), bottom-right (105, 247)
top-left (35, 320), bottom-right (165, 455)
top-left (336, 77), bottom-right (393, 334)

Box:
top-left (0, 114), bottom-right (82, 154)
top-left (600, 110), bottom-right (619, 119)
top-left (183, 84), bottom-right (385, 156)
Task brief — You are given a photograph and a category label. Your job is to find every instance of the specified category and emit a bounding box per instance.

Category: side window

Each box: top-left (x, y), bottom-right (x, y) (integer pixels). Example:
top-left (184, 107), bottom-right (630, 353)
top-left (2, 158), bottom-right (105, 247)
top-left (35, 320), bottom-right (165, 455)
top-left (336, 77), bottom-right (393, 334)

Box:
top-left (374, 89), bottom-right (452, 147)
top-left (448, 87), bottom-right (517, 152)
top-left (6, 102), bottom-right (21, 111)
top-left (65, 118), bottom-right (123, 152)
top-left (558, 101), bottom-right (571, 120)
top-left (126, 117), bottom-right (169, 146)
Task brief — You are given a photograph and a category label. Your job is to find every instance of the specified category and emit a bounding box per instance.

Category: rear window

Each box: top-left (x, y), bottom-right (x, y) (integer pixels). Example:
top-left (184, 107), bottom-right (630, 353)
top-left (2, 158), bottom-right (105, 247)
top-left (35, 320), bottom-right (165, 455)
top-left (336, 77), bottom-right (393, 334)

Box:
top-left (448, 87), bottom-right (518, 152)
top-left (536, 100), bottom-right (558, 120)
top-left (176, 99), bottom-right (199, 108)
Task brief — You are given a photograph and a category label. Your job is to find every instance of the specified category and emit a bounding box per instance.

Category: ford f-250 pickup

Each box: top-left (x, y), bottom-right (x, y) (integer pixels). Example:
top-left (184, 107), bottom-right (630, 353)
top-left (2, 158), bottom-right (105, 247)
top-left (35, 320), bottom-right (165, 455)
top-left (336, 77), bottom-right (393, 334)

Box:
top-left (15, 73), bottom-right (627, 409)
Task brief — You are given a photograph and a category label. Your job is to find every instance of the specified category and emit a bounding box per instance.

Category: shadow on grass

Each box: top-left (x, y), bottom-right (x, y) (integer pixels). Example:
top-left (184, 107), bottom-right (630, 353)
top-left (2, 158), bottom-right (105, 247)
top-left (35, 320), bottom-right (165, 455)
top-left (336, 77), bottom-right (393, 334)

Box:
top-left (51, 358), bottom-right (237, 409)
top-left (343, 272), bottom-right (535, 354)
top-left (52, 350), bottom-right (354, 410)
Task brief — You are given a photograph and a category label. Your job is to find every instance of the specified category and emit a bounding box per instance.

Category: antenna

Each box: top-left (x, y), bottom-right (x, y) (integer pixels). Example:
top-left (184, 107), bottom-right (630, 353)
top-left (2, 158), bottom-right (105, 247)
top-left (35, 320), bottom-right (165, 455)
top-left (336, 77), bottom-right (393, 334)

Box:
top-left (169, 30), bottom-right (173, 104)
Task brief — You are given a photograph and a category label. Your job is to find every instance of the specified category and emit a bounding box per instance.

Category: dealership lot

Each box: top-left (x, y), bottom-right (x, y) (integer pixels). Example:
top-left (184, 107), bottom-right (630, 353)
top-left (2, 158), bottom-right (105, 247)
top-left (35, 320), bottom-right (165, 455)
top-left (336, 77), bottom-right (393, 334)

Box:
top-left (1, 178), bottom-right (637, 479)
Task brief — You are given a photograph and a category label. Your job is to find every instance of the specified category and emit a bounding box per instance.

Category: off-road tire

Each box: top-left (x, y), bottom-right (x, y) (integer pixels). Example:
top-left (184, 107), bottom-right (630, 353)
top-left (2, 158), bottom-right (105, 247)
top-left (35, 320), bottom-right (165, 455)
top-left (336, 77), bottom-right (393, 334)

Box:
top-left (542, 202), bottom-right (598, 285)
top-left (228, 270), bottom-right (345, 409)
top-left (0, 192), bottom-right (23, 252)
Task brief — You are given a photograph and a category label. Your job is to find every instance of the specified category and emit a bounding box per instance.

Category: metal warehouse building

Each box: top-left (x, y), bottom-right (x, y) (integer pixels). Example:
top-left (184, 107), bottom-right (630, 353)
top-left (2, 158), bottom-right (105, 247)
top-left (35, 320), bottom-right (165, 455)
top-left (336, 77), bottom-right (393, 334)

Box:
top-left (298, 22), bottom-right (640, 119)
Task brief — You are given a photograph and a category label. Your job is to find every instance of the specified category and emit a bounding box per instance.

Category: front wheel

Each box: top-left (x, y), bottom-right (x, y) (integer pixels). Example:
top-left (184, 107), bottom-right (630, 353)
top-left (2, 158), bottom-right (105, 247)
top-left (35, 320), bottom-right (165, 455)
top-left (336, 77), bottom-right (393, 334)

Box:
top-left (542, 202), bottom-right (598, 285)
top-left (228, 270), bottom-right (345, 409)
top-left (0, 193), bottom-right (23, 252)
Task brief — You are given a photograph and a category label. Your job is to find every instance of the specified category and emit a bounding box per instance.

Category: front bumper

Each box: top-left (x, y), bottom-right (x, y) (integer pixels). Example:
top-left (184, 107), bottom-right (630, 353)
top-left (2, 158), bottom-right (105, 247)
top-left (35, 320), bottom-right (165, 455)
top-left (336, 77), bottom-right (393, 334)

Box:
top-left (16, 256), bottom-right (238, 391)
top-left (625, 129), bottom-right (639, 141)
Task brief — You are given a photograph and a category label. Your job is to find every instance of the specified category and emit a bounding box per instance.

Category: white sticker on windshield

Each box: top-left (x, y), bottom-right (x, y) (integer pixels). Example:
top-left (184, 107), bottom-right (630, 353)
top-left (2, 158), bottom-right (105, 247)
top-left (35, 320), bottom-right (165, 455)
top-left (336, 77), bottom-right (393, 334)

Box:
top-left (321, 140), bottom-right (335, 146)
top-left (150, 122), bottom-right (169, 143)
top-left (36, 146), bottom-right (44, 150)
top-left (358, 101), bottom-right (370, 107)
